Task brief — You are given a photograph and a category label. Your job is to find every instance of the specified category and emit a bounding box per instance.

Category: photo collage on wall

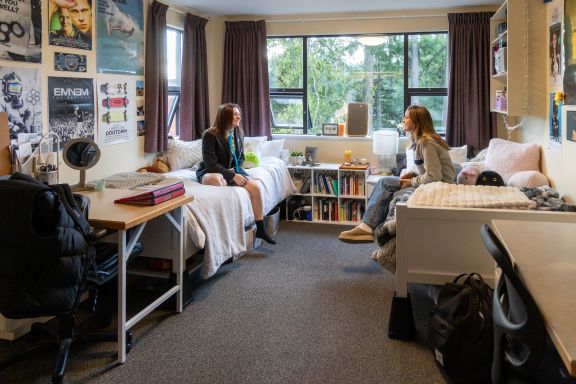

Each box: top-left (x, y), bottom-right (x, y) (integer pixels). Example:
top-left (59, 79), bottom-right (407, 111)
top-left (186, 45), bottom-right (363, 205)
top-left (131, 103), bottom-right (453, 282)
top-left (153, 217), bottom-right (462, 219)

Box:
top-left (97, 77), bottom-right (135, 145)
top-left (0, 0), bottom-right (42, 63)
top-left (136, 80), bottom-right (144, 136)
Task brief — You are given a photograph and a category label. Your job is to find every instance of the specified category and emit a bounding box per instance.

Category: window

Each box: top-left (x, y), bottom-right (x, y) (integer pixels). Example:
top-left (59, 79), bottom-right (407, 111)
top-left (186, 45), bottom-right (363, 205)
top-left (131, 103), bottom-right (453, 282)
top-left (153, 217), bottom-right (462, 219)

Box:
top-left (167, 27), bottom-right (183, 136)
top-left (267, 33), bottom-right (448, 135)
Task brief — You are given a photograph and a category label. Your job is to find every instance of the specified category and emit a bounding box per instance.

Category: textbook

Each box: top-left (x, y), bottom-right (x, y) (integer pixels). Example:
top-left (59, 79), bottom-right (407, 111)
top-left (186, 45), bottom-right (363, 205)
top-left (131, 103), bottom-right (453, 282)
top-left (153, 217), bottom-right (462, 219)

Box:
top-left (114, 181), bottom-right (185, 205)
top-left (115, 187), bottom-right (185, 205)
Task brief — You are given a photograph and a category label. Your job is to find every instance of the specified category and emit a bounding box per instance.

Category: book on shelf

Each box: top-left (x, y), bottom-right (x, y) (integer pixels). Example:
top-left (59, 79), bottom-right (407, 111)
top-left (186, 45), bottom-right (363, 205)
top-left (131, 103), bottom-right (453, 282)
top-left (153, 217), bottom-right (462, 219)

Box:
top-left (115, 184), bottom-right (185, 205)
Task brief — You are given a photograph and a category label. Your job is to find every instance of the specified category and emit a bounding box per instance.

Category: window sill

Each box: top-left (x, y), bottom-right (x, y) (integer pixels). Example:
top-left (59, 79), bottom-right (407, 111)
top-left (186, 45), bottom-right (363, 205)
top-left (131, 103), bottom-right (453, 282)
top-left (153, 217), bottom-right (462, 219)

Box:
top-left (272, 134), bottom-right (373, 141)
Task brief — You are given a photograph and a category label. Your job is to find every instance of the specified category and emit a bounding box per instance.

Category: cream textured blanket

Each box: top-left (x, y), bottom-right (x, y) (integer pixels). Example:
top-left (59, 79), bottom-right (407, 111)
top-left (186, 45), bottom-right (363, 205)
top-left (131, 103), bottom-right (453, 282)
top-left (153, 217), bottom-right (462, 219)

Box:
top-left (407, 182), bottom-right (537, 209)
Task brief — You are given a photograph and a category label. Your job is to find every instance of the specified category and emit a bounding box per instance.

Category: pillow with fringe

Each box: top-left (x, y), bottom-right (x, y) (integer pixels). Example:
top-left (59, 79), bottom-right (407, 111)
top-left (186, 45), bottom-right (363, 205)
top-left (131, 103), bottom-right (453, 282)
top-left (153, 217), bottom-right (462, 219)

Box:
top-left (166, 138), bottom-right (203, 171)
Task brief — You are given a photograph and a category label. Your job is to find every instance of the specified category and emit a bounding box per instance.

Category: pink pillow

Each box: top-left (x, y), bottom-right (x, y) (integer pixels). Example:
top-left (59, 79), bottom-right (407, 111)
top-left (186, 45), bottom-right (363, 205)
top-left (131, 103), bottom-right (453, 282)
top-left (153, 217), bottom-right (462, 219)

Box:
top-left (507, 171), bottom-right (549, 188)
top-left (486, 139), bottom-right (540, 183)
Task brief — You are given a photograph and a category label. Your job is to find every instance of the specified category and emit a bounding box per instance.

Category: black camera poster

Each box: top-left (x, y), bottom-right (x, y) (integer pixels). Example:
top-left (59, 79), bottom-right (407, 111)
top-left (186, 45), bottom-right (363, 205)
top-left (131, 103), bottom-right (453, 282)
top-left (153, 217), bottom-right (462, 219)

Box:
top-left (48, 77), bottom-right (94, 148)
top-left (54, 52), bottom-right (87, 72)
top-left (0, 0), bottom-right (42, 63)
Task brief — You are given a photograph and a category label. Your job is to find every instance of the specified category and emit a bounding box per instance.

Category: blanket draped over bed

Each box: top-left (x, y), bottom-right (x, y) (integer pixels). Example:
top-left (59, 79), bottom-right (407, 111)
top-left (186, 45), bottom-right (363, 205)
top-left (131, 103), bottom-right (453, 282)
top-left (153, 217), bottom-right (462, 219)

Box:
top-left (373, 183), bottom-right (574, 274)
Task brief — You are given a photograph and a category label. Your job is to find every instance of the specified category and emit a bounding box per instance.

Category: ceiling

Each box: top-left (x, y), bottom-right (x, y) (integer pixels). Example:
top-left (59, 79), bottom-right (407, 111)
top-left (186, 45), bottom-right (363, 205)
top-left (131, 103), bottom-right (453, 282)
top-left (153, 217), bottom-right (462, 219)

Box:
top-left (170, 0), bottom-right (500, 16)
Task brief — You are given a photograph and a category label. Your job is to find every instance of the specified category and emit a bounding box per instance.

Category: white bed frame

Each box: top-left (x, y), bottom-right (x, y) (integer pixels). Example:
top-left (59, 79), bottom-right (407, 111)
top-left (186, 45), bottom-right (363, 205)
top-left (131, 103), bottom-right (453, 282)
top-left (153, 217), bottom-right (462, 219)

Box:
top-left (389, 203), bottom-right (576, 339)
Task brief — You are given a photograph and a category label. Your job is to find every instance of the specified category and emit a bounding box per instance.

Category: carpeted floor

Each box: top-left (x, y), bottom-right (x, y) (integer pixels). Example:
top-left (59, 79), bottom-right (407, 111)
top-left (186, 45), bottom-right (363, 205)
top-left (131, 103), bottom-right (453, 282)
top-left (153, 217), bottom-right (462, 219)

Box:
top-left (0, 222), bottom-right (443, 384)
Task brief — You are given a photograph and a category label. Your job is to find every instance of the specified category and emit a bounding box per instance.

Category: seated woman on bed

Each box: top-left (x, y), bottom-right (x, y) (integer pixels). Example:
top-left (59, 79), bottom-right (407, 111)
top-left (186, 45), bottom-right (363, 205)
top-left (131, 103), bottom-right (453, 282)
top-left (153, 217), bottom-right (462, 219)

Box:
top-left (196, 103), bottom-right (276, 245)
top-left (339, 105), bottom-right (455, 244)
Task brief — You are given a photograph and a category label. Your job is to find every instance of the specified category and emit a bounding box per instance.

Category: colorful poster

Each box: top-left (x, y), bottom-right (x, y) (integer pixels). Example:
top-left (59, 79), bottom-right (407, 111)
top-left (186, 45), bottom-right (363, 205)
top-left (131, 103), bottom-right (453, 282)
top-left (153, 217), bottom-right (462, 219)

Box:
top-left (550, 93), bottom-right (562, 151)
top-left (96, 0), bottom-right (144, 75)
top-left (564, 0), bottom-right (576, 103)
top-left (54, 52), bottom-right (87, 72)
top-left (97, 77), bottom-right (135, 145)
top-left (0, 67), bottom-right (42, 139)
top-left (0, 0), bottom-right (42, 63)
top-left (549, 0), bottom-right (563, 86)
top-left (137, 120), bottom-right (144, 136)
top-left (48, 77), bottom-right (95, 148)
top-left (48, 0), bottom-right (92, 50)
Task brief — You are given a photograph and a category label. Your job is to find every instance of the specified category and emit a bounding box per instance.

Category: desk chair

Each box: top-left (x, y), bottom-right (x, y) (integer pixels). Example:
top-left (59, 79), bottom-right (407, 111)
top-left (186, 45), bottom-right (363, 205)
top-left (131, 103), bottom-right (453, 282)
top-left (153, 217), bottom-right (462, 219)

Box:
top-left (0, 175), bottom-right (139, 383)
top-left (480, 224), bottom-right (546, 384)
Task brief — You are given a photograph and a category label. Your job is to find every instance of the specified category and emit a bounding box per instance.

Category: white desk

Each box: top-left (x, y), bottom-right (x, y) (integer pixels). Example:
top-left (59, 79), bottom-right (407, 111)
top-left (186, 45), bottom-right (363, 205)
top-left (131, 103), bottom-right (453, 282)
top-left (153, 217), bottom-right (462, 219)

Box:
top-left (81, 189), bottom-right (193, 364)
top-left (491, 220), bottom-right (576, 377)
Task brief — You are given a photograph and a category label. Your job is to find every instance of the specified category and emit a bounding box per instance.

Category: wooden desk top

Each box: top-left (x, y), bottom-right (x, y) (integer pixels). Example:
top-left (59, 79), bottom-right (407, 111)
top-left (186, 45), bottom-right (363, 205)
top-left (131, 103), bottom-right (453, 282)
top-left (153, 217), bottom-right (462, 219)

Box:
top-left (492, 220), bottom-right (576, 377)
top-left (80, 188), bottom-right (193, 230)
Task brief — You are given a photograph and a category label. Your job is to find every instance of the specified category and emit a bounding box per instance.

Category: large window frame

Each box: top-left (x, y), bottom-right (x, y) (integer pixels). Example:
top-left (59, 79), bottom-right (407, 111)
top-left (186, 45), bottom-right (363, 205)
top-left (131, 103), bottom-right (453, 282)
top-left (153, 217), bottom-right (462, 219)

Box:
top-left (167, 27), bottom-right (183, 137)
top-left (268, 32), bottom-right (448, 135)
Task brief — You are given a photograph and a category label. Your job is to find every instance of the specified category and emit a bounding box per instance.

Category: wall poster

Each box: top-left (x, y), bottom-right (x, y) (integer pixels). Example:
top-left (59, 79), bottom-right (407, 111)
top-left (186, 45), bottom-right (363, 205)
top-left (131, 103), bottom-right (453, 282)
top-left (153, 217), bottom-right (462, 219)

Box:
top-left (549, 0), bottom-right (563, 86)
top-left (48, 0), bottom-right (92, 50)
top-left (48, 77), bottom-right (95, 148)
top-left (565, 107), bottom-right (576, 142)
top-left (96, 0), bottom-right (144, 75)
top-left (54, 52), bottom-right (87, 72)
top-left (550, 92), bottom-right (562, 151)
top-left (0, 0), bottom-right (42, 63)
top-left (0, 67), bottom-right (42, 139)
top-left (97, 76), bottom-right (135, 145)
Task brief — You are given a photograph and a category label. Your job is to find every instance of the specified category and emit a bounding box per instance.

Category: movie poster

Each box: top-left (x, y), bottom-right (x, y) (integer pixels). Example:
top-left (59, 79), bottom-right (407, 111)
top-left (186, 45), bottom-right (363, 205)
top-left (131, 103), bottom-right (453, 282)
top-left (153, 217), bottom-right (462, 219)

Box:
top-left (97, 76), bottom-right (135, 145)
top-left (0, 67), bottom-right (42, 139)
top-left (48, 77), bottom-right (95, 148)
top-left (550, 93), bottom-right (562, 151)
top-left (549, 0), bottom-right (563, 86)
top-left (96, 0), bottom-right (144, 75)
top-left (48, 0), bottom-right (92, 50)
top-left (0, 0), bottom-right (42, 63)
top-left (564, 0), bottom-right (576, 103)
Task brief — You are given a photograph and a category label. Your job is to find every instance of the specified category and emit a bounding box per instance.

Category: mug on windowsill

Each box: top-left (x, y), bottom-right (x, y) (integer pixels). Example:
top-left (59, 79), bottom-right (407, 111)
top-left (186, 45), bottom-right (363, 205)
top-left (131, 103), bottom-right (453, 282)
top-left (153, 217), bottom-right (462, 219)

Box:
top-left (293, 205), bottom-right (312, 221)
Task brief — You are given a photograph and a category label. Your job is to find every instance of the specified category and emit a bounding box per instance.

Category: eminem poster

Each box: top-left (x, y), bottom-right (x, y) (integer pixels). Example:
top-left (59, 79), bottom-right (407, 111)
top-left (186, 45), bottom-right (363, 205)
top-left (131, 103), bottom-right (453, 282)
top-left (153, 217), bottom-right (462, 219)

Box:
top-left (48, 0), bottom-right (92, 50)
top-left (48, 77), bottom-right (95, 147)
top-left (96, 0), bottom-right (144, 75)
top-left (0, 67), bottom-right (42, 139)
top-left (0, 0), bottom-right (42, 63)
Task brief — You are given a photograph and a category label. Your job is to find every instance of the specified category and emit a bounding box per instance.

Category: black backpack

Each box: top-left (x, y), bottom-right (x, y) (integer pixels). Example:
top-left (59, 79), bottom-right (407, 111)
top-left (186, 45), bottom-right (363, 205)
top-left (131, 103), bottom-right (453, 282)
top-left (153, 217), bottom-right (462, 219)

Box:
top-left (428, 273), bottom-right (494, 384)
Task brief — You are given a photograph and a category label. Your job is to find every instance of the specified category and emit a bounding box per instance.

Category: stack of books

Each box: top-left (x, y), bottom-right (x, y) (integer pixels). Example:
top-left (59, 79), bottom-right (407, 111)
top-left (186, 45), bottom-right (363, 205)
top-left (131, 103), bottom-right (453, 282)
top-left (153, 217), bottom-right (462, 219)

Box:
top-left (114, 181), bottom-right (185, 205)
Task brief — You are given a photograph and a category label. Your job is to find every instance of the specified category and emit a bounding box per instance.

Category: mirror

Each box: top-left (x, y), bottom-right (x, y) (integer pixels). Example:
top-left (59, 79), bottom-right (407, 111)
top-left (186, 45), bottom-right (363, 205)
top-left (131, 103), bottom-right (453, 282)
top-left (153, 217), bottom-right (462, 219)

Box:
top-left (62, 138), bottom-right (100, 191)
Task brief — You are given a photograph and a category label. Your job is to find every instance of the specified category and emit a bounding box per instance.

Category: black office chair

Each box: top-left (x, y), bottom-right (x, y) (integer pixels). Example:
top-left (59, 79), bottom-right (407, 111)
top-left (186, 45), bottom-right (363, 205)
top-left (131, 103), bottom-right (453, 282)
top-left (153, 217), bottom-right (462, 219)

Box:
top-left (480, 224), bottom-right (546, 384)
top-left (0, 175), bottom-right (137, 383)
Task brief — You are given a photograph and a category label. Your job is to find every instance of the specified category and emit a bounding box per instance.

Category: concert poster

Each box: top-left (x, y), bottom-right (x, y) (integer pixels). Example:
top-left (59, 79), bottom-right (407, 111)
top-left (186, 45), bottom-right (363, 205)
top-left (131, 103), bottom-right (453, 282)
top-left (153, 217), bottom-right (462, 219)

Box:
top-left (48, 77), bottom-right (95, 148)
top-left (96, 0), bottom-right (144, 75)
top-left (0, 0), bottom-right (42, 63)
top-left (48, 0), bottom-right (92, 50)
top-left (0, 67), bottom-right (42, 139)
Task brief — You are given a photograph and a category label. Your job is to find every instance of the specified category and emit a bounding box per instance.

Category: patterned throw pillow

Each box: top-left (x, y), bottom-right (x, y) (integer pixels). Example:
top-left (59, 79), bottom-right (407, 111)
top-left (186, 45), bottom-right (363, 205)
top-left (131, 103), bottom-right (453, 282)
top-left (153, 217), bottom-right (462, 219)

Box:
top-left (166, 139), bottom-right (203, 171)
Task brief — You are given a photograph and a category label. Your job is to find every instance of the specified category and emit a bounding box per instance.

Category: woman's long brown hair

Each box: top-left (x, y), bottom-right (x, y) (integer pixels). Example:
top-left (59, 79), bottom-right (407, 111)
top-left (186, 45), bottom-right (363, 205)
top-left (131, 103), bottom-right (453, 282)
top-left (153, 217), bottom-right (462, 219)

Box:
top-left (406, 105), bottom-right (450, 150)
top-left (207, 103), bottom-right (244, 141)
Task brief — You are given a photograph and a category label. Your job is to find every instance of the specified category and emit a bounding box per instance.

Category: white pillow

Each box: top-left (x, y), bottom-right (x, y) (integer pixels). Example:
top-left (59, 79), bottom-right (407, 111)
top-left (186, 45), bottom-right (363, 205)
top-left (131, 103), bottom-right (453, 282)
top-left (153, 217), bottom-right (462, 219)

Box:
top-left (448, 144), bottom-right (468, 164)
top-left (507, 170), bottom-right (549, 188)
top-left (402, 147), bottom-right (419, 175)
top-left (261, 139), bottom-right (285, 158)
top-left (486, 138), bottom-right (540, 183)
top-left (166, 138), bottom-right (203, 171)
top-left (244, 136), bottom-right (267, 158)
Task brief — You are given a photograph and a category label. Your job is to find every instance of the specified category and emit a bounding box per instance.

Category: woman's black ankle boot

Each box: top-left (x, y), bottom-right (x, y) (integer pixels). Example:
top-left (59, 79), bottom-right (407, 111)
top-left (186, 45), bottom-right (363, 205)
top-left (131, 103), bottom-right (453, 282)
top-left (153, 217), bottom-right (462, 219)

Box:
top-left (255, 220), bottom-right (276, 244)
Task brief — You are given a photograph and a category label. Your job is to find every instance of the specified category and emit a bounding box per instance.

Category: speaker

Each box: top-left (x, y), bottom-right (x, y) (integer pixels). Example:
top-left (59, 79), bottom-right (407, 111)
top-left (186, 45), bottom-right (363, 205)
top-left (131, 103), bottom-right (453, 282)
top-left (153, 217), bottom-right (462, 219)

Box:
top-left (346, 103), bottom-right (369, 137)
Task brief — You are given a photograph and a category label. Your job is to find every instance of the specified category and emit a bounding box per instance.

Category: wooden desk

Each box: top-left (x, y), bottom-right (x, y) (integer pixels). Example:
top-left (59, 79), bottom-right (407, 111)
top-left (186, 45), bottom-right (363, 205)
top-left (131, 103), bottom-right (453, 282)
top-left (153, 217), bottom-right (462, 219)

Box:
top-left (491, 219), bottom-right (576, 377)
top-left (80, 189), bottom-right (193, 364)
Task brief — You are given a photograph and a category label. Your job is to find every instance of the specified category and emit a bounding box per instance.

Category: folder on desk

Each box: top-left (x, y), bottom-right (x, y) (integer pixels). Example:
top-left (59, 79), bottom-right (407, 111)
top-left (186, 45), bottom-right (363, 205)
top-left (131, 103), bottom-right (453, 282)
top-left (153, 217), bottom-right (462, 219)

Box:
top-left (114, 181), bottom-right (185, 205)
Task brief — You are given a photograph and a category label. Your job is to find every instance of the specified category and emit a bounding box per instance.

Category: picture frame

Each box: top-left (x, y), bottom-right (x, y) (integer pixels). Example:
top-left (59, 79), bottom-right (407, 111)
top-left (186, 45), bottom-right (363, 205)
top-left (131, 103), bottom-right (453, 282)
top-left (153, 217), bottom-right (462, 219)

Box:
top-left (304, 146), bottom-right (319, 166)
top-left (322, 123), bottom-right (338, 136)
top-left (563, 105), bottom-right (576, 142)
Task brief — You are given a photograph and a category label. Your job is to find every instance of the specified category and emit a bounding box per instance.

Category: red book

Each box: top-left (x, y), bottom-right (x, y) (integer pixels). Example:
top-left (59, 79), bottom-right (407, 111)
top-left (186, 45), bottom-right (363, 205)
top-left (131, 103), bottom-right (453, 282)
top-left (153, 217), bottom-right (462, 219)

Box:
top-left (115, 181), bottom-right (184, 203)
top-left (115, 186), bottom-right (185, 205)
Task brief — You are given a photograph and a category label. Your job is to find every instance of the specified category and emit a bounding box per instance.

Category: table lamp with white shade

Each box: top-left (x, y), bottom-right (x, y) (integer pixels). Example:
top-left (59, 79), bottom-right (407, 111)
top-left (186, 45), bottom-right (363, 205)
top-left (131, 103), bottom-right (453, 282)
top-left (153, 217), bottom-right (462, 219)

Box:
top-left (373, 130), bottom-right (398, 172)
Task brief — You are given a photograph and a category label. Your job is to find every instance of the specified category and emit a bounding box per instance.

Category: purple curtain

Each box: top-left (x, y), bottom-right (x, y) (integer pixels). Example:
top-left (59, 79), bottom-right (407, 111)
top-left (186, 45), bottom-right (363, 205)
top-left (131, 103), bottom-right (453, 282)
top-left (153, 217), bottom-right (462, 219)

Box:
top-left (144, 1), bottom-right (169, 153)
top-left (446, 12), bottom-right (495, 150)
top-left (179, 14), bottom-right (210, 141)
top-left (222, 20), bottom-right (271, 138)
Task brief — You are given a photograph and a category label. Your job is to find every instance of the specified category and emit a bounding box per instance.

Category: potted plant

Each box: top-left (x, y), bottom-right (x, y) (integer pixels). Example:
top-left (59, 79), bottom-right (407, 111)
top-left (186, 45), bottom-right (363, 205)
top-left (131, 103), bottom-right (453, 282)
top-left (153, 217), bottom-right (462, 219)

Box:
top-left (288, 150), bottom-right (304, 165)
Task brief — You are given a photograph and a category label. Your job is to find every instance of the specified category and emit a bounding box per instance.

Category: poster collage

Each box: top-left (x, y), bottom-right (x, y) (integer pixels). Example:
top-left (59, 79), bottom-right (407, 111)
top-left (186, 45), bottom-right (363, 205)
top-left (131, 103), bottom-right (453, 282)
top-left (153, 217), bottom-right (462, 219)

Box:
top-left (551, 0), bottom-right (576, 150)
top-left (0, 0), bottom-right (145, 149)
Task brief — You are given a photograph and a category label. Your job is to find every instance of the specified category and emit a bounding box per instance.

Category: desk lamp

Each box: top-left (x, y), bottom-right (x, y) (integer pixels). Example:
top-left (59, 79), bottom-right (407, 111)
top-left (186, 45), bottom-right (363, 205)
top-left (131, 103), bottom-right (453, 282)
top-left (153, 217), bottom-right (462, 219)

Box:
top-left (373, 130), bottom-right (398, 172)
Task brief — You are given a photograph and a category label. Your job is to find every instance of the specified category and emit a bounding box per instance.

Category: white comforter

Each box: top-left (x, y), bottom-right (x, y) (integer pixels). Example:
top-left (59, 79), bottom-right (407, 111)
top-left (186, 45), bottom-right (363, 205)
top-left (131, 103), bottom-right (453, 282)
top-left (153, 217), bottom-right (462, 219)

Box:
top-left (166, 157), bottom-right (295, 278)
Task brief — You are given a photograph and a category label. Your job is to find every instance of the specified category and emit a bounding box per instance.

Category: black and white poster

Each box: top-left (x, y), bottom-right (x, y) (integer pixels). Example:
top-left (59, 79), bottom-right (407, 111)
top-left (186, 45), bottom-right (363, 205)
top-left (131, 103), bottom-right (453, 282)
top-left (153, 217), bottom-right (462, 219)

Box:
top-left (0, 0), bottom-right (42, 63)
top-left (0, 67), bottom-right (42, 139)
top-left (48, 77), bottom-right (94, 148)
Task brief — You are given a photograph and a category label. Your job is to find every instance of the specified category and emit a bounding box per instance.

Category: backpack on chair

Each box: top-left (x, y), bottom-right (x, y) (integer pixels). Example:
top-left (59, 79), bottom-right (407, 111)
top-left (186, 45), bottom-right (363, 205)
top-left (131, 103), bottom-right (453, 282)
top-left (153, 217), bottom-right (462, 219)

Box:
top-left (428, 273), bottom-right (494, 384)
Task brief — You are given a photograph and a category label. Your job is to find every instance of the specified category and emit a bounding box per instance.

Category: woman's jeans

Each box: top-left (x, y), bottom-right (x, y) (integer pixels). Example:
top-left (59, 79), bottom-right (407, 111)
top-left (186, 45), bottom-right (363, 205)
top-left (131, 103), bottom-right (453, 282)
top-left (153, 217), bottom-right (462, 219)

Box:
top-left (362, 176), bottom-right (400, 230)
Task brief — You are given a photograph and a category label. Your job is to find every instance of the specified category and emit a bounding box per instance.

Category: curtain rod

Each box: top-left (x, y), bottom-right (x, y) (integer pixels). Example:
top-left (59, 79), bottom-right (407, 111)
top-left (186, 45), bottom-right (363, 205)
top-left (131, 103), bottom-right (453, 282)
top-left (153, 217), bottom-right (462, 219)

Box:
top-left (265, 14), bottom-right (446, 23)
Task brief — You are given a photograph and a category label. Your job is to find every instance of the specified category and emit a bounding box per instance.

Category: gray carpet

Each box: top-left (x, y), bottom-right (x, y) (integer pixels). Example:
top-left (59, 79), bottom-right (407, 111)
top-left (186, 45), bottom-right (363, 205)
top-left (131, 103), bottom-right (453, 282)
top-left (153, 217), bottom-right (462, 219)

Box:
top-left (0, 222), bottom-right (443, 384)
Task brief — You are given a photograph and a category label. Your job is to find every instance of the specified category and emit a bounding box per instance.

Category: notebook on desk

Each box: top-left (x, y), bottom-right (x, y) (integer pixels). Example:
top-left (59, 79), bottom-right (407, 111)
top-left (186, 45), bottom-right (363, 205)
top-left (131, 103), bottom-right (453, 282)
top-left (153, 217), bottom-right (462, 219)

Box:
top-left (114, 181), bottom-right (185, 205)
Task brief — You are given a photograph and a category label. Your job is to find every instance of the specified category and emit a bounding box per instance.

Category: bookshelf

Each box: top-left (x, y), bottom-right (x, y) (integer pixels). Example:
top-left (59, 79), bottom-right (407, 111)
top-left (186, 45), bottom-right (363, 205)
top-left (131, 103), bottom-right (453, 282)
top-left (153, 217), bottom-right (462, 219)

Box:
top-left (287, 163), bottom-right (369, 225)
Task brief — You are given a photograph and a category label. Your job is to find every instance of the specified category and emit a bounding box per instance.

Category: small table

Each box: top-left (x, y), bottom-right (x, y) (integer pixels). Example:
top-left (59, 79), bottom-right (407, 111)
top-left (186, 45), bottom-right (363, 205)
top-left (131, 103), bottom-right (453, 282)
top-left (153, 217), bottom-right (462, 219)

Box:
top-left (491, 219), bottom-right (576, 377)
top-left (80, 189), bottom-right (193, 364)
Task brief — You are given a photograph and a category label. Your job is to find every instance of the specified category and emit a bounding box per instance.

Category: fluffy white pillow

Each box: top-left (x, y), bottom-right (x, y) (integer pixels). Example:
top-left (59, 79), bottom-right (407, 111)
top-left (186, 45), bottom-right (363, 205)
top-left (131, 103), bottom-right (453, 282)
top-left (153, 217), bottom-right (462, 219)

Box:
top-left (448, 145), bottom-right (468, 164)
top-left (262, 139), bottom-right (285, 158)
top-left (244, 136), bottom-right (267, 158)
top-left (486, 138), bottom-right (540, 183)
top-left (166, 139), bottom-right (203, 171)
top-left (507, 170), bottom-right (549, 188)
